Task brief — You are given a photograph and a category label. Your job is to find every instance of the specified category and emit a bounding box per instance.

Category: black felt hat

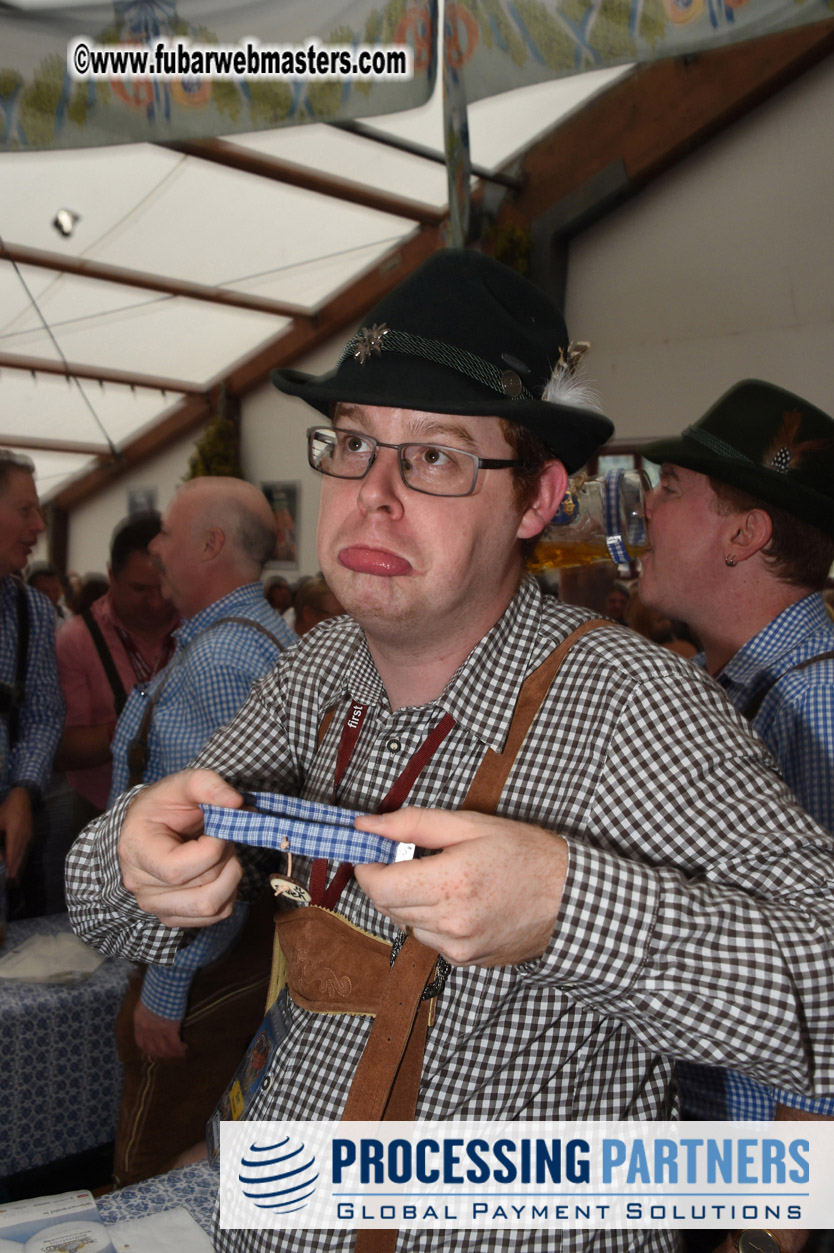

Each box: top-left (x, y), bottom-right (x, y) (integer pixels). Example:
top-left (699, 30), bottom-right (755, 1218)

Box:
top-left (642, 379), bottom-right (834, 538)
top-left (271, 249), bottom-right (613, 473)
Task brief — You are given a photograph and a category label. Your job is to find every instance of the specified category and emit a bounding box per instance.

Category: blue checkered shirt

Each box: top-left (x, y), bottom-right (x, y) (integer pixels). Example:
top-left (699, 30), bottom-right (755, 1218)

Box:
top-left (677, 592), bottom-right (834, 1119)
top-left (0, 579), bottom-right (63, 800)
top-left (109, 582), bottom-right (297, 1020)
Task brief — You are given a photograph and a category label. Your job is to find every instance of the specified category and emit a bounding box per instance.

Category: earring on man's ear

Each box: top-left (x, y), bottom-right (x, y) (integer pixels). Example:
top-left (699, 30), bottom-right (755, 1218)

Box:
top-left (724, 554), bottom-right (737, 568)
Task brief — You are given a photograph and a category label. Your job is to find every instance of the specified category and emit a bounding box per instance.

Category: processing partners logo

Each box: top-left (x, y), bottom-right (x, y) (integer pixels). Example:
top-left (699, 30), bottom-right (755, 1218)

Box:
top-left (221, 1120), bottom-right (831, 1232)
top-left (237, 1133), bottom-right (319, 1216)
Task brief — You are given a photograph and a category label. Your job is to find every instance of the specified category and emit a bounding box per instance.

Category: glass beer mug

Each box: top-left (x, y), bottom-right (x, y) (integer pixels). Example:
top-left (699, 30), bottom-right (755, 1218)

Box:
top-left (529, 468), bottom-right (649, 571)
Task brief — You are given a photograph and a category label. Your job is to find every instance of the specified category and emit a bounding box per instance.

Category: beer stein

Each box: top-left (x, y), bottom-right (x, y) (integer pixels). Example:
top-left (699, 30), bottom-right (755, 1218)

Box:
top-left (529, 468), bottom-right (648, 571)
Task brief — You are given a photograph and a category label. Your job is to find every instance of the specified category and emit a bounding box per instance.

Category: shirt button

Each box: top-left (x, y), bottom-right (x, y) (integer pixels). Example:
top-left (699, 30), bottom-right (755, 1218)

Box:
top-left (386, 737), bottom-right (401, 752)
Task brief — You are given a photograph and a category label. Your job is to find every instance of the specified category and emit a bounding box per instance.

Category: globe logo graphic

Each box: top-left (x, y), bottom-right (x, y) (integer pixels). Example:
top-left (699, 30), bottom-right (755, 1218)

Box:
top-left (238, 1135), bottom-right (319, 1213)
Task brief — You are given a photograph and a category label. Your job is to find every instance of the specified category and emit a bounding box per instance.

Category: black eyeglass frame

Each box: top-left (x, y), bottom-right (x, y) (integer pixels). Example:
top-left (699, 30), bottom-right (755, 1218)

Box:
top-left (306, 425), bottom-right (520, 498)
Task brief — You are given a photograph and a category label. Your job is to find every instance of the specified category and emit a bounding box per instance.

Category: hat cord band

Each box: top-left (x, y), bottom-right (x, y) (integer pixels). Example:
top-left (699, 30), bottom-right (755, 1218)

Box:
top-left (682, 425), bottom-right (757, 465)
top-left (339, 328), bottom-right (539, 403)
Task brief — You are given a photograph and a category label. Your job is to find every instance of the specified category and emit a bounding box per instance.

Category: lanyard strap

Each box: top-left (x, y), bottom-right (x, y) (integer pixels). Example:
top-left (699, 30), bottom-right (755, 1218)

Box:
top-left (333, 702), bottom-right (368, 793)
top-left (310, 705), bottom-right (456, 908)
top-left (112, 618), bottom-right (177, 685)
top-left (377, 711), bottom-right (456, 814)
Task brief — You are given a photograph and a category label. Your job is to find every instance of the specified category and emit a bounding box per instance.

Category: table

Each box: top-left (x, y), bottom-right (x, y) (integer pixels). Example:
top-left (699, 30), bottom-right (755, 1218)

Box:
top-left (0, 913), bottom-right (135, 1178)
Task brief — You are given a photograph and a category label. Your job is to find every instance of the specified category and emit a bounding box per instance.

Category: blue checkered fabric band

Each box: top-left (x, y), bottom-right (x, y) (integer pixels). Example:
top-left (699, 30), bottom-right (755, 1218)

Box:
top-left (200, 791), bottom-right (401, 864)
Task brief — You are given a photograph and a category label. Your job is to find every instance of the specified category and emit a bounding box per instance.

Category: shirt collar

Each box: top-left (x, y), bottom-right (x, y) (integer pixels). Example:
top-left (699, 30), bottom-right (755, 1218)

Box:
top-left (715, 592), bottom-right (831, 700)
top-left (331, 577), bottom-right (549, 753)
top-left (174, 582), bottom-right (267, 645)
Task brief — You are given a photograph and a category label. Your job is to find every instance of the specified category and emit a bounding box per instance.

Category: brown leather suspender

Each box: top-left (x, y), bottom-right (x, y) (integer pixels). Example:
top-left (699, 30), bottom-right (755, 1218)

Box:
top-left (323, 619), bottom-right (610, 1253)
top-left (460, 618), bottom-right (609, 813)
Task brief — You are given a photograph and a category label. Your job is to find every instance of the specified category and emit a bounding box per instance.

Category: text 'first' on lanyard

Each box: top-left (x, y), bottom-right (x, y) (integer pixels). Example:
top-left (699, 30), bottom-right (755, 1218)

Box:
top-left (309, 702), bottom-right (456, 909)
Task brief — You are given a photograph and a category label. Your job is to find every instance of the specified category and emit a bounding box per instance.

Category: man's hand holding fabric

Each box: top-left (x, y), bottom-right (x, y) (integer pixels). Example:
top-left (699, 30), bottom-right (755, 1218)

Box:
top-left (355, 806), bottom-right (568, 968)
top-left (118, 768), bottom-right (243, 928)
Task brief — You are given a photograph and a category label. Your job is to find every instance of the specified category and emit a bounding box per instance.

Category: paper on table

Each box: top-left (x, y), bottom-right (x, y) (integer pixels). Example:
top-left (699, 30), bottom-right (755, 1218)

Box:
top-left (107, 1207), bottom-right (213, 1253)
top-left (0, 932), bottom-right (106, 982)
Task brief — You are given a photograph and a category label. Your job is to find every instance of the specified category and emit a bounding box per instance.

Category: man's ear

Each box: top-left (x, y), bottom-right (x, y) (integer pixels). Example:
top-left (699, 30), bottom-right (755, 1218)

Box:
top-left (517, 461), bottom-right (569, 541)
top-left (726, 507), bottom-right (773, 565)
top-left (202, 526), bottom-right (226, 561)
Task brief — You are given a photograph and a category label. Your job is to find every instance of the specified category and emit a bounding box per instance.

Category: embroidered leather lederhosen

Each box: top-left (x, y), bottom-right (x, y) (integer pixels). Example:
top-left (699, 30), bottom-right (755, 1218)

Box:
top-left (267, 619), bottom-right (608, 1253)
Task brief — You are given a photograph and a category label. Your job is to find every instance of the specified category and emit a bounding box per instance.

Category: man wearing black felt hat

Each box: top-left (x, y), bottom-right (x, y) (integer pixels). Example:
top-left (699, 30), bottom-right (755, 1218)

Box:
top-left (68, 253), bottom-right (834, 1253)
top-left (641, 380), bottom-right (834, 1253)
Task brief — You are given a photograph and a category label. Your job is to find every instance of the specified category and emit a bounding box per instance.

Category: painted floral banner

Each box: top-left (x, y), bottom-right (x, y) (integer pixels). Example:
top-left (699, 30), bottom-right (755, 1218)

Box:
top-left (2, 0), bottom-right (831, 151)
top-left (444, 0), bottom-right (833, 104)
top-left (0, 0), bottom-right (438, 150)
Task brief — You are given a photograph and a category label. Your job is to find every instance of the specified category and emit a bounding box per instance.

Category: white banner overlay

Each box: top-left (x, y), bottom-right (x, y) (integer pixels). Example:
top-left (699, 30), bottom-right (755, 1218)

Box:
top-left (219, 1120), bottom-right (833, 1230)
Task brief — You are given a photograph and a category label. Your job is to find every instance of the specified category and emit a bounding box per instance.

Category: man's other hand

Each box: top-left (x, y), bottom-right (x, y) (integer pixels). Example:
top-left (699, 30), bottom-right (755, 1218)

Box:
top-left (0, 786), bottom-right (33, 881)
top-left (119, 769), bottom-right (244, 928)
top-left (133, 997), bottom-right (188, 1059)
top-left (354, 807), bottom-right (568, 967)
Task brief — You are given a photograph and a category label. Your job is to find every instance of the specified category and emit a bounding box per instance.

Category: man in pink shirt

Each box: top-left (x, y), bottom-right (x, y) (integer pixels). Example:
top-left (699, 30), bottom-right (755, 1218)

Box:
top-left (56, 513), bottom-right (178, 822)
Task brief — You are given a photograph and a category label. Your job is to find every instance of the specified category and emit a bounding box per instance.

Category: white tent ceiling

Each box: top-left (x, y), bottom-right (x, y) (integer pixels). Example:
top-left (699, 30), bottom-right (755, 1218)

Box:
top-left (2, 3), bottom-right (833, 523)
top-left (0, 66), bottom-right (628, 500)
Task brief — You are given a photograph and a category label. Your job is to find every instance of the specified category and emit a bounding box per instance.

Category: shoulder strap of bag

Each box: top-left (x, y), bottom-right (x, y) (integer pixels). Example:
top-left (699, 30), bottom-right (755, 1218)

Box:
top-left (741, 649), bottom-right (834, 722)
top-left (126, 613), bottom-right (285, 788)
top-left (82, 608), bottom-right (129, 716)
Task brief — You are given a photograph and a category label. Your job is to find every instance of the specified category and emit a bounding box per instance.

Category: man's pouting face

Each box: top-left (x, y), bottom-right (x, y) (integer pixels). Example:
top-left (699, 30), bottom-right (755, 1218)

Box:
top-left (316, 404), bottom-right (550, 656)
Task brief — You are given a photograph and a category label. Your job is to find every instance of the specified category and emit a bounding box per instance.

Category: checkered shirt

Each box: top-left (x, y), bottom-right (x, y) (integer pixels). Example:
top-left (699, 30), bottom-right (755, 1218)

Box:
top-left (140, 899), bottom-right (250, 1020)
top-left (66, 578), bottom-right (834, 1253)
top-left (677, 592), bottom-right (834, 1122)
top-left (108, 581), bottom-right (297, 1020)
top-left (0, 579), bottom-right (63, 799)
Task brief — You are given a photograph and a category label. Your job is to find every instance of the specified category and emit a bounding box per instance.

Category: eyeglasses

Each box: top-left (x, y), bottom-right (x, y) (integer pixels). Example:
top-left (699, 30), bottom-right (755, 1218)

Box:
top-left (307, 426), bottom-right (520, 498)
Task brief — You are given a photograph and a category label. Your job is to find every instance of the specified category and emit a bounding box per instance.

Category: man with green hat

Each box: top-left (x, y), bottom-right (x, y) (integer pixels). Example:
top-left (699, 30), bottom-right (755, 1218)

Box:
top-left (67, 256), bottom-right (834, 1253)
top-left (640, 378), bottom-right (834, 1253)
top-left (640, 378), bottom-right (834, 825)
